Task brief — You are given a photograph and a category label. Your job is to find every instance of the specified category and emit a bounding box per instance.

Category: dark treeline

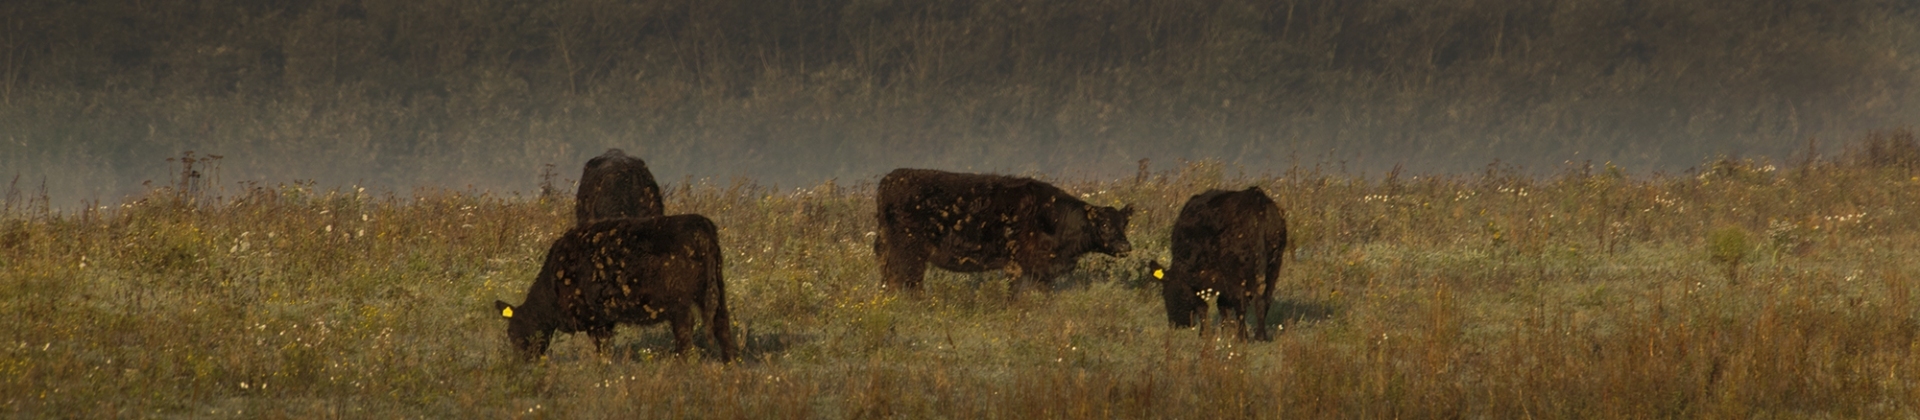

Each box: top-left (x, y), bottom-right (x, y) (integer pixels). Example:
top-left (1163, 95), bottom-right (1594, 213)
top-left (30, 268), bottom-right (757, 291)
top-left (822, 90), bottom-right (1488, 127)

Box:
top-left (3, 0), bottom-right (1916, 207)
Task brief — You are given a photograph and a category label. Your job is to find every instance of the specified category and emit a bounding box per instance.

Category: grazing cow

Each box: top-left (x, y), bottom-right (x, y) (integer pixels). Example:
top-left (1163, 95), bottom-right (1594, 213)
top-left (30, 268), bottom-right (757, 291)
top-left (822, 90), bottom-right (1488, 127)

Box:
top-left (575, 148), bottom-right (666, 226)
top-left (494, 214), bottom-right (736, 362)
top-left (1149, 186), bottom-right (1288, 341)
top-left (874, 168), bottom-right (1134, 294)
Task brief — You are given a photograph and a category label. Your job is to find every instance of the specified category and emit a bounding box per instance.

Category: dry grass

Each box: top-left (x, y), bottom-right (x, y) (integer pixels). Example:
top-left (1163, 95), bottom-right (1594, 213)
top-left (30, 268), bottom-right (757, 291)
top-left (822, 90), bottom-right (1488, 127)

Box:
top-left (6, 144), bottom-right (1920, 417)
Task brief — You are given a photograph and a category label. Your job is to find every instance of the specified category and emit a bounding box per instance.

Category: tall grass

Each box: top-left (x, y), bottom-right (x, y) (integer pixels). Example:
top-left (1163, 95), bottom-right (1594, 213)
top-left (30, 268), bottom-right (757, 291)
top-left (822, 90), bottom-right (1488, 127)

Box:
top-left (6, 135), bottom-right (1920, 417)
top-left (4, 0), bottom-right (1919, 207)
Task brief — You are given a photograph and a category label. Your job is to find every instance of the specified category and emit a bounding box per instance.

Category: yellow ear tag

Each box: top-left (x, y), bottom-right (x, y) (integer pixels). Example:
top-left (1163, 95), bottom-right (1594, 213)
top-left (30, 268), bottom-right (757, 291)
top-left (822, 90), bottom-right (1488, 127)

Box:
top-left (1153, 269), bottom-right (1165, 279)
top-left (501, 307), bottom-right (514, 318)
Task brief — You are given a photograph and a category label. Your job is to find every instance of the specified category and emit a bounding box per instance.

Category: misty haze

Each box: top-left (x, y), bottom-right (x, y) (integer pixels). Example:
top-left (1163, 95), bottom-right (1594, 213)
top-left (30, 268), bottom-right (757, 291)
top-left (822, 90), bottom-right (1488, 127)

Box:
top-left (4, 0), bottom-right (1915, 206)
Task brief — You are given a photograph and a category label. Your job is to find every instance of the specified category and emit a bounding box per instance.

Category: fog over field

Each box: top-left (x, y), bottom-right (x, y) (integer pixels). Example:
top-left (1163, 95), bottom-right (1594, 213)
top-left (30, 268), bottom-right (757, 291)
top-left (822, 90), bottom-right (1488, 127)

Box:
top-left (3, 0), bottom-right (1917, 206)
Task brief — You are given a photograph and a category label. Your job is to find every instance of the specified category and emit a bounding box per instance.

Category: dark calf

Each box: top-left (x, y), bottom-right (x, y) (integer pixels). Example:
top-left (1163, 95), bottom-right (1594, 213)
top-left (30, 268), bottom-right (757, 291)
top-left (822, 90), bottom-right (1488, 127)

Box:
top-left (1151, 187), bottom-right (1288, 341)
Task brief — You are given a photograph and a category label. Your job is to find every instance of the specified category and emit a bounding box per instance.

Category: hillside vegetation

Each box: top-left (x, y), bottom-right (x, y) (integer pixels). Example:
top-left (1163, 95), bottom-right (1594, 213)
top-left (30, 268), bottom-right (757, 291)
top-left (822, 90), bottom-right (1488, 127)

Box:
top-left (4, 0), bottom-right (1919, 206)
top-left (6, 134), bottom-right (1920, 417)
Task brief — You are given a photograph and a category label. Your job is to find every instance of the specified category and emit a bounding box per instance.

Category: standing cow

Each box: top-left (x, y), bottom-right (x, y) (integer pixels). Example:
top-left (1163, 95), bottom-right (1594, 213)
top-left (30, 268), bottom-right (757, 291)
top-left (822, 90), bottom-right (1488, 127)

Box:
top-left (494, 214), bottom-right (737, 362)
top-left (575, 148), bottom-right (666, 226)
top-left (1148, 187), bottom-right (1288, 341)
top-left (874, 168), bottom-right (1134, 295)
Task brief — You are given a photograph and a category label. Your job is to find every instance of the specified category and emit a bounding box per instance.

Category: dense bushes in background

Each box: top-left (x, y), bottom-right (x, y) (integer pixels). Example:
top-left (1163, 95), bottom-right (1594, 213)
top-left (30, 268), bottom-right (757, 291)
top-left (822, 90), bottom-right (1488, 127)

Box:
top-left (2, 0), bottom-right (1916, 206)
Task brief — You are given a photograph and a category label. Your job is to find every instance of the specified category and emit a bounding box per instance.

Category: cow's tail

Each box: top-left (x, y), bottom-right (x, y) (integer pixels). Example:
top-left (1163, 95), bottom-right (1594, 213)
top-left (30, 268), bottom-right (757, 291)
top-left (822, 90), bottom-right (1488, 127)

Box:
top-left (873, 171), bottom-right (903, 255)
top-left (700, 219), bottom-right (738, 362)
top-left (872, 172), bottom-right (903, 289)
top-left (1264, 206), bottom-right (1290, 292)
top-left (1257, 206), bottom-right (1289, 341)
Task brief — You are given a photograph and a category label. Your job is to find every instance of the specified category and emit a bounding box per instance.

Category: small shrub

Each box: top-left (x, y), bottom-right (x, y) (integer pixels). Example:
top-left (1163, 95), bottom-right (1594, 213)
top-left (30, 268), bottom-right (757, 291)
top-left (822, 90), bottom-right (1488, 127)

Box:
top-left (0, 219), bottom-right (27, 251)
top-left (1708, 225), bottom-right (1752, 284)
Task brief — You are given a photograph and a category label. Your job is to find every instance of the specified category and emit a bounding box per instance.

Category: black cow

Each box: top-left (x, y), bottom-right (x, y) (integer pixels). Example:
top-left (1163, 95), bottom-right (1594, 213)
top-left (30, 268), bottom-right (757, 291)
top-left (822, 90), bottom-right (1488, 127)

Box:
top-left (494, 214), bottom-right (736, 361)
top-left (874, 168), bottom-right (1134, 294)
top-left (1148, 186), bottom-right (1288, 341)
top-left (575, 148), bottom-right (666, 226)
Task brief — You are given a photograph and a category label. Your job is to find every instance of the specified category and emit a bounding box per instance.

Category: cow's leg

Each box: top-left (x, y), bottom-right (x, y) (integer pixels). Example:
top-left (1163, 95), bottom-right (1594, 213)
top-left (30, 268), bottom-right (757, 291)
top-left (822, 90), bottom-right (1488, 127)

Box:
top-left (1257, 246), bottom-right (1284, 341)
top-left (1250, 291), bottom-right (1275, 341)
top-left (1217, 292), bottom-right (1249, 341)
top-left (1006, 239), bottom-right (1063, 301)
top-left (1239, 290), bottom-right (1268, 341)
top-left (1170, 299), bottom-right (1202, 329)
top-left (879, 243), bottom-right (930, 291)
top-left (1192, 300), bottom-right (1214, 338)
top-left (669, 308), bottom-right (697, 356)
top-left (703, 299), bottom-right (737, 362)
top-left (1249, 275), bottom-right (1276, 341)
top-left (1008, 272), bottom-right (1034, 302)
top-left (1005, 263), bottom-right (1053, 302)
top-left (588, 326), bottom-right (616, 360)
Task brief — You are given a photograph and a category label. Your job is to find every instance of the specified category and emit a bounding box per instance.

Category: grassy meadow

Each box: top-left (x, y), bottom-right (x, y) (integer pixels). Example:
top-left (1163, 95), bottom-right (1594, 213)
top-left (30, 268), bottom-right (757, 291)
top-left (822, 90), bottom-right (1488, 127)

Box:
top-left (7, 135), bottom-right (1920, 417)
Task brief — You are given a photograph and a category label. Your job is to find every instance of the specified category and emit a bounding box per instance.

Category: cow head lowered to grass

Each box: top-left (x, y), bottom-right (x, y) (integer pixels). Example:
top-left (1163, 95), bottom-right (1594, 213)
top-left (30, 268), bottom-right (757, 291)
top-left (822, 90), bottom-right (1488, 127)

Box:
top-left (1149, 187), bottom-right (1288, 341)
top-left (873, 168), bottom-right (1134, 296)
top-left (494, 214), bottom-right (736, 362)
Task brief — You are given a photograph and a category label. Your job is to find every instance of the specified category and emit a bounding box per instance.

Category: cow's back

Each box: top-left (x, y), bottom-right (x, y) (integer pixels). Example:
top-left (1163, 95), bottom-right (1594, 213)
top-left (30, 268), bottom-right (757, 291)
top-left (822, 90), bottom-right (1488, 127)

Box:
top-left (575, 149), bottom-right (666, 226)
top-left (1171, 188), bottom-right (1284, 280)
top-left (876, 169), bottom-right (1070, 256)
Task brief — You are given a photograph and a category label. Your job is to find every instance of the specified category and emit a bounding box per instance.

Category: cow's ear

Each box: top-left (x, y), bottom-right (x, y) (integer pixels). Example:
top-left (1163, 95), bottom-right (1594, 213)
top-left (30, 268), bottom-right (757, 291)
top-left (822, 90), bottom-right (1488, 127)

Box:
top-left (1120, 205), bottom-right (1135, 216)
top-left (495, 300), bottom-right (515, 319)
